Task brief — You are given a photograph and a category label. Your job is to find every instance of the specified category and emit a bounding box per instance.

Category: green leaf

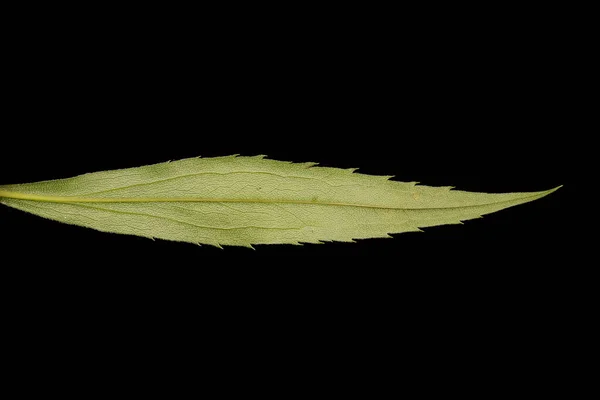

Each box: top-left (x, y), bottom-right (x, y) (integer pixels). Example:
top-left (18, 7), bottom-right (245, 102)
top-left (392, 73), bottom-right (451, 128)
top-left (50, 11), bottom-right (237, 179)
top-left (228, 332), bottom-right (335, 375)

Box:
top-left (0, 155), bottom-right (559, 248)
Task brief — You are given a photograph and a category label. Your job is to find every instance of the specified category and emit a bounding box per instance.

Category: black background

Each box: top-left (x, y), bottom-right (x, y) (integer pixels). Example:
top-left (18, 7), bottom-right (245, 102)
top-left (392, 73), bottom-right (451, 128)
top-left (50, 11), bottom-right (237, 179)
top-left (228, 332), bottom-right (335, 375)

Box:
top-left (0, 5), bottom-right (578, 388)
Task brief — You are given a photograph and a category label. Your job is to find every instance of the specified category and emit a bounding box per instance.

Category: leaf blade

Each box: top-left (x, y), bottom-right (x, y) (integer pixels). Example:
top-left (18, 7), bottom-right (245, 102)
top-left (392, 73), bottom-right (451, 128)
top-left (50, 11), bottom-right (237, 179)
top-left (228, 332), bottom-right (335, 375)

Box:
top-left (0, 156), bottom-right (560, 247)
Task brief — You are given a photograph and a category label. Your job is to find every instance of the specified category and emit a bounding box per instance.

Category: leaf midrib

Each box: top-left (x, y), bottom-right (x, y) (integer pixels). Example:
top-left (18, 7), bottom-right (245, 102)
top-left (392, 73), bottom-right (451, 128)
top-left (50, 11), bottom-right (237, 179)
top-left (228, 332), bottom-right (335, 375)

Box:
top-left (0, 189), bottom-right (556, 211)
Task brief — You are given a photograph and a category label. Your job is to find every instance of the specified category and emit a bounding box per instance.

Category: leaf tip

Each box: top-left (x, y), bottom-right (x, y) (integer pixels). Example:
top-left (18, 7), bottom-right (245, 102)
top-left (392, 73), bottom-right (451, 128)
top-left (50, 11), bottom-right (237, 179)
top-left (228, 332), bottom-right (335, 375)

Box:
top-left (549, 185), bottom-right (563, 193)
top-left (532, 185), bottom-right (562, 200)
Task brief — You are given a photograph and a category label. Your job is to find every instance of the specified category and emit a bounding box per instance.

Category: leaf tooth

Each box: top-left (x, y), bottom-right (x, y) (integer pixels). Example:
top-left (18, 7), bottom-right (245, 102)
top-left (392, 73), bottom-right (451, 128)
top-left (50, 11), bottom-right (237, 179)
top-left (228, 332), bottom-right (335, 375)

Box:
top-left (334, 238), bottom-right (356, 243)
top-left (208, 154), bottom-right (240, 162)
top-left (216, 154), bottom-right (239, 160)
top-left (367, 174), bottom-right (395, 181)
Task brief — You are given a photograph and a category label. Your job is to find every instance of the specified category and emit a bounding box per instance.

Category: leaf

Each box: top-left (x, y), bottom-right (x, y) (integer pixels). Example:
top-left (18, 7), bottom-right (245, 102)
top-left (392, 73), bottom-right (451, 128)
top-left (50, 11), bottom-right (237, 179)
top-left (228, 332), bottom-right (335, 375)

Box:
top-left (0, 155), bottom-right (559, 248)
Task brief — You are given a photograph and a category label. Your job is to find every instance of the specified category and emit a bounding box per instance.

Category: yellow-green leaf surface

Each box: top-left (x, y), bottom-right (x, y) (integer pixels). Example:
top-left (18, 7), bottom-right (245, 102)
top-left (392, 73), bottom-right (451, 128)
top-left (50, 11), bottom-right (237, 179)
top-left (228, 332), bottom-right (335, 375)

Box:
top-left (0, 155), bottom-right (559, 248)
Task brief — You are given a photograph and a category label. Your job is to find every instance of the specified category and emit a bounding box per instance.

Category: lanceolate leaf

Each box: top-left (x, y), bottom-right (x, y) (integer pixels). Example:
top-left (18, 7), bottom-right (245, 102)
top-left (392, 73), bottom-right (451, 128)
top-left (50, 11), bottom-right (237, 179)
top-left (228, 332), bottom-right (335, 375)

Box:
top-left (0, 155), bottom-right (559, 248)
